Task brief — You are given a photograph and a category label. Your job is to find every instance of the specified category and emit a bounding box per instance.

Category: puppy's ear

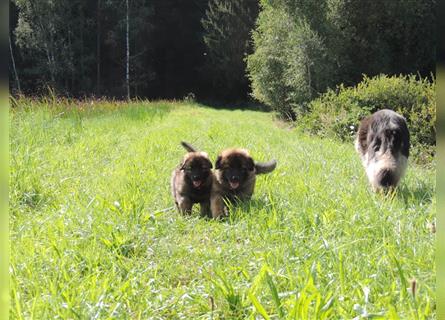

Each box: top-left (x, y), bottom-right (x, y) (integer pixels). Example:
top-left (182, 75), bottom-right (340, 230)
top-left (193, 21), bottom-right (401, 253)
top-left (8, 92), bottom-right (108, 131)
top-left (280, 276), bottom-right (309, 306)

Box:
top-left (215, 156), bottom-right (222, 169)
top-left (246, 157), bottom-right (255, 171)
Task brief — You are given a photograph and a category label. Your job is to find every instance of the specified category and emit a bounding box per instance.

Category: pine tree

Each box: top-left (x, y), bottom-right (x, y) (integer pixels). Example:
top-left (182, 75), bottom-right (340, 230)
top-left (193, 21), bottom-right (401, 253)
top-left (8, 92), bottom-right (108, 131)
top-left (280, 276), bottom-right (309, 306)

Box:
top-left (201, 0), bottom-right (259, 101)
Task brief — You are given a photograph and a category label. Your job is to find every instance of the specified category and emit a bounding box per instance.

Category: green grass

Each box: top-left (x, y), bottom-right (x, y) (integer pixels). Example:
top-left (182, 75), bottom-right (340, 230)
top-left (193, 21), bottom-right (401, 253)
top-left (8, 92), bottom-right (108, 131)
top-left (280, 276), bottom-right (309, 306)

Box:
top-left (10, 99), bottom-right (435, 319)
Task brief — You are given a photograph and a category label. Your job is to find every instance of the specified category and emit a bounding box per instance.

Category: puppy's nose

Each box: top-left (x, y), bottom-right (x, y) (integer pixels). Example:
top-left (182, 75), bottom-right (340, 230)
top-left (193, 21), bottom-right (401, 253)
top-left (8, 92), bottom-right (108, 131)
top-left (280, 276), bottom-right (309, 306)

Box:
top-left (192, 175), bottom-right (200, 181)
top-left (230, 176), bottom-right (239, 182)
top-left (379, 169), bottom-right (394, 187)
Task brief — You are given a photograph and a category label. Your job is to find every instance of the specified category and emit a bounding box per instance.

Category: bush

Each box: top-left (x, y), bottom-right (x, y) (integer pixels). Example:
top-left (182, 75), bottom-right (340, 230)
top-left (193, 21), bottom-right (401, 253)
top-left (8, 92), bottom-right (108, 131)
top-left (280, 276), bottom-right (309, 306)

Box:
top-left (297, 74), bottom-right (436, 163)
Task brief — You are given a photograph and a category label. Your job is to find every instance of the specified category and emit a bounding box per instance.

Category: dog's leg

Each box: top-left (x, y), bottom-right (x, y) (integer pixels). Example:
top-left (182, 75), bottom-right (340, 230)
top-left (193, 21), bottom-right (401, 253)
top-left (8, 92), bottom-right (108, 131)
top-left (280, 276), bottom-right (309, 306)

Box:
top-left (177, 197), bottom-right (193, 215)
top-left (200, 201), bottom-right (211, 218)
top-left (210, 194), bottom-right (226, 219)
top-left (239, 181), bottom-right (255, 202)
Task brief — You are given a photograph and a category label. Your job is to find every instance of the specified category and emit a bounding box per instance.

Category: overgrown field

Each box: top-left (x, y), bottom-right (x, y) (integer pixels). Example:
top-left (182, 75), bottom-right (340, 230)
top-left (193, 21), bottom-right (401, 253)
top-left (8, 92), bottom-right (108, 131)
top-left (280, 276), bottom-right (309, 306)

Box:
top-left (10, 100), bottom-right (435, 318)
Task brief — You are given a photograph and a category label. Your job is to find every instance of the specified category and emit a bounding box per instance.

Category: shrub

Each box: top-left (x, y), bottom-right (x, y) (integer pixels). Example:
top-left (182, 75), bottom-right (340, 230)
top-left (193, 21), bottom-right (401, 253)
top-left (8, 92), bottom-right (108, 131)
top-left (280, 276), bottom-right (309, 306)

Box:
top-left (297, 74), bottom-right (436, 163)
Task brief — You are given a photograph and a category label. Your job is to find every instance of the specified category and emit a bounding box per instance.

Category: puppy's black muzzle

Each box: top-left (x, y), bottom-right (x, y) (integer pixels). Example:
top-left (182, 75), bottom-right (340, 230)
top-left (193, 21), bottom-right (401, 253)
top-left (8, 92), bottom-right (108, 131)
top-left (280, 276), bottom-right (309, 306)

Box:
top-left (378, 169), bottom-right (394, 188)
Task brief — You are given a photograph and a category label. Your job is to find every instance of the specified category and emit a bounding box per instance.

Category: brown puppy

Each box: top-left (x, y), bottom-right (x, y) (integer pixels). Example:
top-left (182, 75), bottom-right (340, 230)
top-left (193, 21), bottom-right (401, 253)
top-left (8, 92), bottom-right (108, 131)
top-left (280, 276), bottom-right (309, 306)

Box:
top-left (211, 148), bottom-right (277, 218)
top-left (171, 142), bottom-right (213, 217)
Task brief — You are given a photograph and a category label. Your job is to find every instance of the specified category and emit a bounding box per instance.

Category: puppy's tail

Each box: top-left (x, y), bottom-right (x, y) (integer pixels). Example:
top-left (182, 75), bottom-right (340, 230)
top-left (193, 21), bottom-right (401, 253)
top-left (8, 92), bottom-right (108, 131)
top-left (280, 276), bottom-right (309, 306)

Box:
top-left (181, 141), bottom-right (198, 153)
top-left (255, 159), bottom-right (277, 174)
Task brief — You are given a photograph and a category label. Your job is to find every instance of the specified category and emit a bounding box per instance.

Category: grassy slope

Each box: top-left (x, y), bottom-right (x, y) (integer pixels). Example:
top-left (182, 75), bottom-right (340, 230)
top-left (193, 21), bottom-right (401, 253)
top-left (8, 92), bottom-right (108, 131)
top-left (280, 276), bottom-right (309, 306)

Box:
top-left (10, 101), bottom-right (435, 319)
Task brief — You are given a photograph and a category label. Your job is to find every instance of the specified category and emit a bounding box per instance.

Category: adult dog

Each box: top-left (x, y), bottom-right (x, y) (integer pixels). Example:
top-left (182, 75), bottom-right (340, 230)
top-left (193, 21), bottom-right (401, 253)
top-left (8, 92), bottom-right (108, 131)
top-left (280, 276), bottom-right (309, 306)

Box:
top-left (355, 109), bottom-right (410, 191)
top-left (171, 142), bottom-right (213, 217)
top-left (210, 148), bottom-right (276, 218)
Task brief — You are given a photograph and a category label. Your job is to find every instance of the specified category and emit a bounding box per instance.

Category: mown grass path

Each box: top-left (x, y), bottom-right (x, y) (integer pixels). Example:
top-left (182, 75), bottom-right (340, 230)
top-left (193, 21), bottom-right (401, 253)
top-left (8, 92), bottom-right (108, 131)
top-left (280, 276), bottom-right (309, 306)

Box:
top-left (10, 101), bottom-right (435, 318)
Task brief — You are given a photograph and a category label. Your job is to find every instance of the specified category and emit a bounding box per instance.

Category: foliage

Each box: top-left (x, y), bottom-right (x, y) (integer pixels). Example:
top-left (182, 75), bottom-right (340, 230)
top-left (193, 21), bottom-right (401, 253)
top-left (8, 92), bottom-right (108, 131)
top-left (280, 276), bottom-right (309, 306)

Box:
top-left (10, 0), bottom-right (211, 99)
top-left (10, 99), bottom-right (435, 318)
top-left (13, 0), bottom-right (87, 91)
top-left (10, 0), bottom-right (436, 104)
top-left (247, 4), bottom-right (331, 119)
top-left (201, 0), bottom-right (259, 101)
top-left (297, 74), bottom-right (436, 163)
top-left (12, 0), bottom-right (155, 97)
top-left (149, 0), bottom-right (209, 99)
top-left (247, 0), bottom-right (436, 117)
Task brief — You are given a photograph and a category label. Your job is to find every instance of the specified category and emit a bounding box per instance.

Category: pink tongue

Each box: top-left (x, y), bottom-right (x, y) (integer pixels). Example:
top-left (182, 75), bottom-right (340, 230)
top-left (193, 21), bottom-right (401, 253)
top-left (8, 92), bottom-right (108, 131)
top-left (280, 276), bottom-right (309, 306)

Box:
top-left (193, 181), bottom-right (202, 187)
top-left (229, 181), bottom-right (239, 189)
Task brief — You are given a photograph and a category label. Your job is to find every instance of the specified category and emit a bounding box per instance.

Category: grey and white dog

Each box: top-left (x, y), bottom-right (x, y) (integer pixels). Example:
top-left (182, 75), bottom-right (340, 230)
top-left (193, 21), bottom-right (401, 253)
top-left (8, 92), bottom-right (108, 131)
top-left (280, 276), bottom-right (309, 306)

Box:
top-left (355, 109), bottom-right (410, 191)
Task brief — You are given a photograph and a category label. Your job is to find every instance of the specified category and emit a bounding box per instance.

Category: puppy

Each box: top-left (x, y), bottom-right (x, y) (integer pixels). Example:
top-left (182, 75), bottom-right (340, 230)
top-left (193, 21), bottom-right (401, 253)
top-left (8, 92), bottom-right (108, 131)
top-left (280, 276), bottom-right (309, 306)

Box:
top-left (171, 141), bottom-right (213, 217)
top-left (211, 148), bottom-right (277, 218)
top-left (355, 109), bottom-right (410, 191)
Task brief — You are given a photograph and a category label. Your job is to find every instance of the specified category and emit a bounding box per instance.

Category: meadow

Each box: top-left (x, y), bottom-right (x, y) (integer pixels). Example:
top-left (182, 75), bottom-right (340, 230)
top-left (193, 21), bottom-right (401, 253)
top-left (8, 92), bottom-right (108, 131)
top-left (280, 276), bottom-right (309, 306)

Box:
top-left (10, 100), bottom-right (435, 319)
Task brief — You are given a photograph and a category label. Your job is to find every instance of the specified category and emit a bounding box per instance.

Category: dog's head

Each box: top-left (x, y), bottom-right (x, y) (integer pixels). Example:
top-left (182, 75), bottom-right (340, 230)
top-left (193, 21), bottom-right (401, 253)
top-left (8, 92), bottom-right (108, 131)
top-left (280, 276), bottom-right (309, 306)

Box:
top-left (356, 109), bottom-right (410, 190)
top-left (180, 152), bottom-right (213, 189)
top-left (215, 149), bottom-right (255, 190)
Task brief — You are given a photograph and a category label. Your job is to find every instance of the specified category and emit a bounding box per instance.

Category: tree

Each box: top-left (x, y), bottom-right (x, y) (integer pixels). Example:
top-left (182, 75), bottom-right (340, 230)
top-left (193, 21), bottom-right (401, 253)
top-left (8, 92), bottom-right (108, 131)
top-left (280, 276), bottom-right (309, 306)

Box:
top-left (247, 0), bottom-right (436, 118)
top-left (125, 0), bottom-right (130, 99)
top-left (14, 0), bottom-right (62, 87)
top-left (9, 35), bottom-right (21, 94)
top-left (96, 0), bottom-right (101, 95)
top-left (10, 0), bottom-right (255, 102)
top-left (99, 0), bottom-right (154, 98)
top-left (247, 3), bottom-right (331, 119)
top-left (149, 0), bottom-right (208, 99)
top-left (201, 0), bottom-right (259, 101)
top-left (13, 0), bottom-right (97, 94)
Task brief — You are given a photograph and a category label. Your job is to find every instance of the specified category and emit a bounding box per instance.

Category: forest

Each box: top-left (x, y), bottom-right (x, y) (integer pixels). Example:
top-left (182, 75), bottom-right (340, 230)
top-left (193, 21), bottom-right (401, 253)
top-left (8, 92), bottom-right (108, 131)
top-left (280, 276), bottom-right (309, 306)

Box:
top-left (9, 0), bottom-right (435, 105)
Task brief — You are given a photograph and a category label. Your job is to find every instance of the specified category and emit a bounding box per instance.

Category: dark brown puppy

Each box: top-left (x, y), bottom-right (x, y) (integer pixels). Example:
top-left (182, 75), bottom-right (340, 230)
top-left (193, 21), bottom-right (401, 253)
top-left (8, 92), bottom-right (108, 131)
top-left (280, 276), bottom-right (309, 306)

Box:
top-left (211, 148), bottom-right (277, 218)
top-left (171, 142), bottom-right (213, 217)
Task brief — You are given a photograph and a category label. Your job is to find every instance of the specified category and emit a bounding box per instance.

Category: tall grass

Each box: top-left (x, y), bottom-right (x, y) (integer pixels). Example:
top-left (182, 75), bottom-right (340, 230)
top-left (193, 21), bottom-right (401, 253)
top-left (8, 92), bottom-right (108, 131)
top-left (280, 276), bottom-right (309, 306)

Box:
top-left (10, 99), bottom-right (435, 318)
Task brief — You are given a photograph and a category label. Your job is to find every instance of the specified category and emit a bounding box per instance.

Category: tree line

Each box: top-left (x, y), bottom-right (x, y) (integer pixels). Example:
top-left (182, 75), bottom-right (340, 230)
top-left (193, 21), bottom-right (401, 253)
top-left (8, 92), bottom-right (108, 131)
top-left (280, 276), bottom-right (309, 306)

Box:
top-left (247, 0), bottom-right (435, 117)
top-left (9, 0), bottom-right (258, 102)
top-left (9, 0), bottom-right (435, 106)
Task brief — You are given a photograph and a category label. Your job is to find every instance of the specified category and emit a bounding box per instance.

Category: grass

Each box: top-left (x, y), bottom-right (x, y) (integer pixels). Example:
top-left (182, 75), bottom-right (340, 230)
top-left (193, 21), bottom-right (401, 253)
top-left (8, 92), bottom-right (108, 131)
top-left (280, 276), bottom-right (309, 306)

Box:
top-left (10, 99), bottom-right (435, 319)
